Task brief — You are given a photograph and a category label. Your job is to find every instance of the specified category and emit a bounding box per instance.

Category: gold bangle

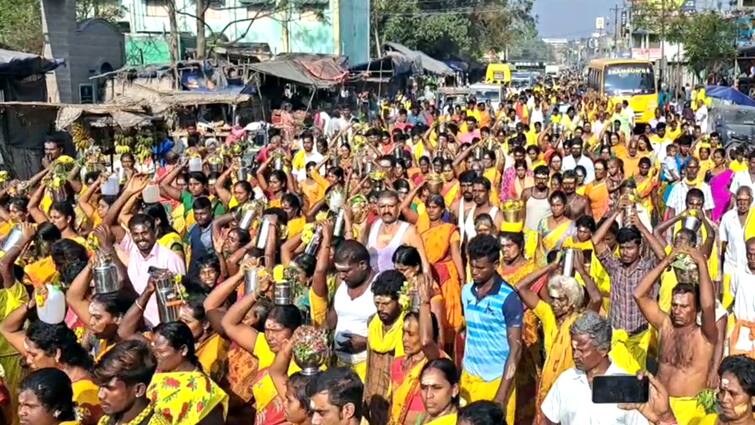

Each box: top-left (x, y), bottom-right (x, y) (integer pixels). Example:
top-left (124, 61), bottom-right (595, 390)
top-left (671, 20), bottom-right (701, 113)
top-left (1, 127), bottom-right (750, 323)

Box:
top-left (135, 302), bottom-right (145, 311)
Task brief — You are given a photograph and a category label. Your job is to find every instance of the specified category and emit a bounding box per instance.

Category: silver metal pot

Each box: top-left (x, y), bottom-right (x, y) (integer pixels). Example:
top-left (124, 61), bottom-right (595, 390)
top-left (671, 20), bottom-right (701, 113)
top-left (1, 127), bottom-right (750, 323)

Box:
top-left (255, 217), bottom-right (271, 250)
top-left (274, 281), bottom-right (293, 305)
top-left (94, 261), bottom-right (120, 294)
top-left (1, 226), bottom-right (23, 253)
top-left (562, 249), bottom-right (575, 277)
top-left (154, 270), bottom-right (181, 323)
top-left (682, 215), bottom-right (701, 232)
top-left (244, 268), bottom-right (258, 295)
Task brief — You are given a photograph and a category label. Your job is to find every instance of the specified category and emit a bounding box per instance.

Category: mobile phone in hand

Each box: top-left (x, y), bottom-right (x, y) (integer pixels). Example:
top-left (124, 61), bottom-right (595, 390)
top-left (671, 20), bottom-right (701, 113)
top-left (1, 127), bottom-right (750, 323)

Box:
top-left (592, 375), bottom-right (649, 404)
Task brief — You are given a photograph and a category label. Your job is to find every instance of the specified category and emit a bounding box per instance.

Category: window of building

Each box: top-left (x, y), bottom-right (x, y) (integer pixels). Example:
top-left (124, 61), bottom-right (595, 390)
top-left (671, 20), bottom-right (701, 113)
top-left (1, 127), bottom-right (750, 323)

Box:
top-left (743, 0), bottom-right (755, 8)
top-left (146, 0), bottom-right (168, 17)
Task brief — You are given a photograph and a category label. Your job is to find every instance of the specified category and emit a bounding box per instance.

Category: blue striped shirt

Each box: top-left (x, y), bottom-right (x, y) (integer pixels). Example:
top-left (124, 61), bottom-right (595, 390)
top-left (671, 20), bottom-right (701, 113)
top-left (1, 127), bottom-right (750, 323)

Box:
top-left (461, 275), bottom-right (524, 381)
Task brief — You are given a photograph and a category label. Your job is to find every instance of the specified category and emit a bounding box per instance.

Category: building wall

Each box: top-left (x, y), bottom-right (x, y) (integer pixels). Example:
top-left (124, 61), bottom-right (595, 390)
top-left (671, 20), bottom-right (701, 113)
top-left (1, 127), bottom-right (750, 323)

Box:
top-left (70, 20), bottom-right (126, 102)
top-left (120, 0), bottom-right (368, 64)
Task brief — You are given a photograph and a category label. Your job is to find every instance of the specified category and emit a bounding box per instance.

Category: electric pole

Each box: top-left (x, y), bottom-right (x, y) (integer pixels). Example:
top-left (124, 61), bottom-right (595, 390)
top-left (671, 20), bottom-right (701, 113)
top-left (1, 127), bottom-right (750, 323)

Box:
top-left (611, 4), bottom-right (620, 53)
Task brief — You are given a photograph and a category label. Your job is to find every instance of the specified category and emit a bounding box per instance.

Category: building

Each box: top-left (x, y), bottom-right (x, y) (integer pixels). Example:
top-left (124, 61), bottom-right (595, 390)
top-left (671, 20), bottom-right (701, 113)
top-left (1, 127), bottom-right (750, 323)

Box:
top-left (118, 0), bottom-right (370, 66)
top-left (41, 0), bottom-right (126, 103)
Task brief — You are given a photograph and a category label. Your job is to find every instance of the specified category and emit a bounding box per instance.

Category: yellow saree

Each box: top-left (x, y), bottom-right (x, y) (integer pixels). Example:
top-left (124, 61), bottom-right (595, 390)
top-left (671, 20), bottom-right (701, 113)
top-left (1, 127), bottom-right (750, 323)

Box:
top-left (147, 370), bottom-right (228, 425)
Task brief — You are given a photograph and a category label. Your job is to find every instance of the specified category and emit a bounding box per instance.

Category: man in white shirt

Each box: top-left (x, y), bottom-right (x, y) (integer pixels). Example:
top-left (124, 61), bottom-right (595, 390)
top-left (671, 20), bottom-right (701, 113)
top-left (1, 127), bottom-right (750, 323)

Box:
top-left (649, 107), bottom-right (666, 130)
top-left (721, 187), bottom-right (753, 272)
top-left (291, 132), bottom-right (324, 182)
top-left (730, 151), bottom-right (755, 196)
top-left (542, 311), bottom-right (649, 425)
top-left (729, 238), bottom-right (755, 357)
top-left (562, 139), bottom-right (596, 183)
top-left (650, 123), bottom-right (673, 163)
top-left (665, 159), bottom-right (714, 217)
top-left (695, 103), bottom-right (709, 134)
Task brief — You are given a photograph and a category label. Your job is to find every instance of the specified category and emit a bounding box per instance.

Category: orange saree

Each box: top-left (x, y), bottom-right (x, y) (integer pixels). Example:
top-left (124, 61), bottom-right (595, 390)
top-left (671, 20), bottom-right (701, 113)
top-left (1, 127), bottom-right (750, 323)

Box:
top-left (420, 223), bottom-right (463, 339)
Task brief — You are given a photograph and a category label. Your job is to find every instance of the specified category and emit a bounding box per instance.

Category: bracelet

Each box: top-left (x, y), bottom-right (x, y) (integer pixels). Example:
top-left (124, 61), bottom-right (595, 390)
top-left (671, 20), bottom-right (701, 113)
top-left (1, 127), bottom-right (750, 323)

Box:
top-left (135, 302), bottom-right (145, 311)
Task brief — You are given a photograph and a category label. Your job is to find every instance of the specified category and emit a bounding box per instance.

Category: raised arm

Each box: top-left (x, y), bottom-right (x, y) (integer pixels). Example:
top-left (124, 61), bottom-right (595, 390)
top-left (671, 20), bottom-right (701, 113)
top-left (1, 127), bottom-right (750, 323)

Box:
top-left (417, 275), bottom-right (441, 361)
top-left (204, 262), bottom-right (248, 336)
top-left (630, 210), bottom-right (666, 261)
top-left (514, 262), bottom-right (559, 309)
top-left (686, 247), bottom-right (717, 344)
top-left (221, 291), bottom-right (264, 353)
top-left (398, 182), bottom-right (425, 225)
top-left (573, 249), bottom-right (602, 312)
top-left (214, 167), bottom-right (234, 206)
top-left (592, 209), bottom-right (620, 255)
top-left (0, 301), bottom-right (32, 356)
top-left (27, 184), bottom-right (48, 224)
top-left (653, 214), bottom-right (683, 243)
top-left (158, 160), bottom-right (186, 201)
top-left (269, 339), bottom-right (294, 403)
top-left (117, 279), bottom-right (154, 340)
top-left (65, 261), bottom-right (94, 327)
top-left (633, 251), bottom-right (675, 330)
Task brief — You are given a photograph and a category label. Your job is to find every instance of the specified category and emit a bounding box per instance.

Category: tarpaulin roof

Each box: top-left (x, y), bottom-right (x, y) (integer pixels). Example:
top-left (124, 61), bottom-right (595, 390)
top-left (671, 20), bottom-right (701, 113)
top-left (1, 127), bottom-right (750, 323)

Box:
top-left (0, 49), bottom-right (62, 78)
top-left (706, 85), bottom-right (755, 108)
top-left (249, 54), bottom-right (348, 88)
top-left (383, 42), bottom-right (454, 76)
top-left (56, 104), bottom-right (153, 130)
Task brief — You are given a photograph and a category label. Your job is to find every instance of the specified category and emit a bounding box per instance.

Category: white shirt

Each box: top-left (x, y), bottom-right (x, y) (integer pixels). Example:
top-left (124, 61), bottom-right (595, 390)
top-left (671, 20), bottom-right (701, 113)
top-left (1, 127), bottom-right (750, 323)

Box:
top-left (695, 105), bottom-right (709, 133)
top-left (333, 279), bottom-right (377, 365)
top-left (720, 208), bottom-right (749, 269)
top-left (731, 267), bottom-right (755, 323)
top-left (562, 154), bottom-right (596, 183)
top-left (730, 171), bottom-right (755, 195)
top-left (649, 117), bottom-right (666, 130)
top-left (542, 363), bottom-right (649, 425)
top-left (666, 180), bottom-right (714, 213)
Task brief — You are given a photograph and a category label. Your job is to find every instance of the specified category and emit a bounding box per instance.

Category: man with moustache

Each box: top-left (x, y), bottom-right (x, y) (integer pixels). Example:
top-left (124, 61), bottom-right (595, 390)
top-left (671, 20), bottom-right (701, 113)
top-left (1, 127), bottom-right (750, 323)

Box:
top-left (451, 170), bottom-right (479, 245)
top-left (460, 177), bottom-right (503, 242)
top-left (313, 237), bottom-right (377, 382)
top-left (521, 165), bottom-right (551, 259)
top-left (561, 170), bottom-right (591, 220)
top-left (633, 245), bottom-right (717, 425)
top-left (363, 190), bottom-right (429, 274)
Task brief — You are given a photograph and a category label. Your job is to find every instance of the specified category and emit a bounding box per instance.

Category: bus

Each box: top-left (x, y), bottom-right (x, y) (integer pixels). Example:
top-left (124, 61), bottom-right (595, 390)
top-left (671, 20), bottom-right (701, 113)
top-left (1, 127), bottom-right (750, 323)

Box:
top-left (485, 63), bottom-right (512, 85)
top-left (587, 59), bottom-right (658, 124)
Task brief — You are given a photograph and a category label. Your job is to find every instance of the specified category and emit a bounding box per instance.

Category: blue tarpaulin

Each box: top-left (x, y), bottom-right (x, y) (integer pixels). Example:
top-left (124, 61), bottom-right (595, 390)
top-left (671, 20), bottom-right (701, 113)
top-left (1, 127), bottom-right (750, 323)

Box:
top-left (706, 85), bottom-right (755, 107)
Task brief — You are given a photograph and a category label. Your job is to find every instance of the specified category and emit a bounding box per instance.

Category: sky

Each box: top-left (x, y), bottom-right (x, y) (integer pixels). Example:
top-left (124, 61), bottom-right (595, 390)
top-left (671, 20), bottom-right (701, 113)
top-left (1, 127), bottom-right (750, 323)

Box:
top-left (533, 0), bottom-right (615, 39)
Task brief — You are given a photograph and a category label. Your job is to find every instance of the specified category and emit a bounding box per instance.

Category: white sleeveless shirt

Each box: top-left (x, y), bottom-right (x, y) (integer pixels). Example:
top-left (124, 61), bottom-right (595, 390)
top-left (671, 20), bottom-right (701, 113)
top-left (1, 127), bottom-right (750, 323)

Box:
top-left (333, 278), bottom-right (377, 365)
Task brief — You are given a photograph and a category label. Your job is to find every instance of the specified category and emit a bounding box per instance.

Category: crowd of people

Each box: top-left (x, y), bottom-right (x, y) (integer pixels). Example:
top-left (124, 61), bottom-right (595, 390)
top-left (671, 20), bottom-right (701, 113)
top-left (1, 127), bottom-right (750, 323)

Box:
top-left (0, 75), bottom-right (752, 425)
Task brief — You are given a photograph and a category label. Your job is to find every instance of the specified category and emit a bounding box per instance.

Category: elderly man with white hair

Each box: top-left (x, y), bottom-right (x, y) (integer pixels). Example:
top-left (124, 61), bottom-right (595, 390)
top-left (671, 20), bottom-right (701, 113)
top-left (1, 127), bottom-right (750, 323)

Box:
top-left (513, 257), bottom-right (602, 424)
top-left (541, 311), bottom-right (650, 425)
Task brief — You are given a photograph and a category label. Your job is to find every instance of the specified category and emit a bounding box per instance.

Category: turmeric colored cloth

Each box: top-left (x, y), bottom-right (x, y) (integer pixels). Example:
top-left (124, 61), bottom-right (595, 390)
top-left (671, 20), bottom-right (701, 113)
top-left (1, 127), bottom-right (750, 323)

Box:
top-left (196, 333), bottom-right (229, 384)
top-left (147, 370), bottom-right (228, 425)
top-left (533, 303), bottom-right (578, 425)
top-left (610, 328), bottom-right (652, 374)
top-left (669, 396), bottom-right (706, 425)
top-left (460, 372), bottom-right (516, 425)
top-left (365, 314), bottom-right (405, 425)
top-left (73, 378), bottom-right (103, 425)
top-left (499, 260), bottom-right (539, 425)
top-left (420, 223), bottom-right (464, 339)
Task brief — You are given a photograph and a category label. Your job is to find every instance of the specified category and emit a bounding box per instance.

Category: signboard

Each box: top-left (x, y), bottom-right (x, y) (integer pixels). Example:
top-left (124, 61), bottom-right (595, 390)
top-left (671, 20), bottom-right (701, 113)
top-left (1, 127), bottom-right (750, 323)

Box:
top-left (681, 0), bottom-right (696, 12)
top-left (596, 17), bottom-right (605, 30)
top-left (631, 47), bottom-right (662, 60)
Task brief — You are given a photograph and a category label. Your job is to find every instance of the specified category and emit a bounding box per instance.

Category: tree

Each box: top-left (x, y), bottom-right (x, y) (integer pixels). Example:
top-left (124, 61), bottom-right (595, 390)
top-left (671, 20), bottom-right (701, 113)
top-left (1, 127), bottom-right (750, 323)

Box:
top-left (75, 0), bottom-right (127, 22)
top-left (667, 12), bottom-right (739, 80)
top-left (176, 0), bottom-right (327, 60)
top-left (373, 0), bottom-right (538, 61)
top-left (0, 0), bottom-right (43, 53)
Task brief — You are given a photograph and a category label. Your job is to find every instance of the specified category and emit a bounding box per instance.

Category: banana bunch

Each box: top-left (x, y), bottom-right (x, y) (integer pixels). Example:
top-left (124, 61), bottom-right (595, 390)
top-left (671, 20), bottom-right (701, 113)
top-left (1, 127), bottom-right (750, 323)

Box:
top-left (113, 132), bottom-right (134, 155)
top-left (134, 132), bottom-right (155, 163)
top-left (71, 124), bottom-right (92, 153)
top-left (0, 171), bottom-right (9, 185)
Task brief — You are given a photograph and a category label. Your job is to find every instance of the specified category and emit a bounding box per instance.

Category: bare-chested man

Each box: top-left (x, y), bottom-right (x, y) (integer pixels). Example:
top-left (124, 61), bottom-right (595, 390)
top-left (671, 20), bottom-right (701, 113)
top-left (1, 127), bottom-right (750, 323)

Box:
top-left (362, 190), bottom-right (429, 273)
top-left (561, 170), bottom-right (591, 220)
top-left (633, 245), bottom-right (717, 425)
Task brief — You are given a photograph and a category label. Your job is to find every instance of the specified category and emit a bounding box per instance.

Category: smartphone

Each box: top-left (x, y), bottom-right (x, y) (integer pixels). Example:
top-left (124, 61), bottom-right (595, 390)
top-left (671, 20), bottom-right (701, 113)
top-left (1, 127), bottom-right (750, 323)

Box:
top-left (592, 375), bottom-right (649, 404)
